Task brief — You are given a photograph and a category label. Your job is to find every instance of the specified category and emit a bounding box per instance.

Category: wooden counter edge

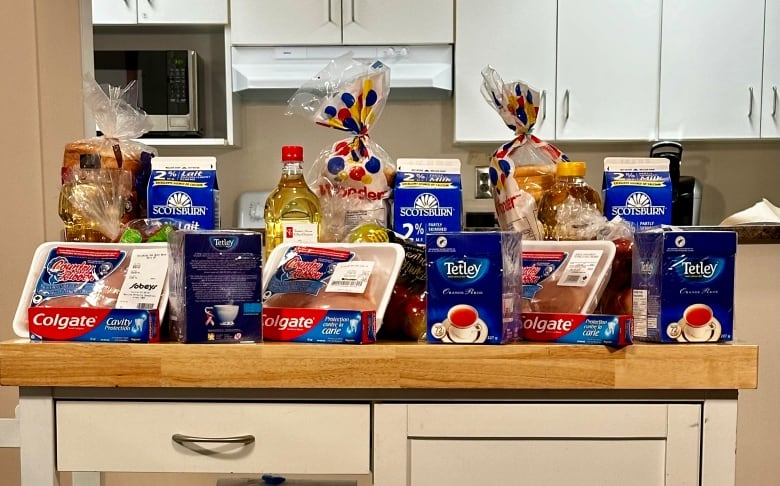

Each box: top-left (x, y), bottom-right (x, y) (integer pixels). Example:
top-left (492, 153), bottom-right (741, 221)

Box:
top-left (0, 340), bottom-right (759, 390)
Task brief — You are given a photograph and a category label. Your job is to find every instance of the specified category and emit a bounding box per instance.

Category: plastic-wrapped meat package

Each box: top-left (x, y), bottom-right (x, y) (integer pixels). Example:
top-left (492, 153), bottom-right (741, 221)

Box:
top-left (521, 240), bottom-right (615, 314)
top-left (261, 243), bottom-right (404, 343)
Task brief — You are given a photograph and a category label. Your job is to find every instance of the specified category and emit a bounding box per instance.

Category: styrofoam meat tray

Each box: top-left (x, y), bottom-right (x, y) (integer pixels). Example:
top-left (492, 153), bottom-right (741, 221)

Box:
top-left (262, 242), bottom-right (405, 331)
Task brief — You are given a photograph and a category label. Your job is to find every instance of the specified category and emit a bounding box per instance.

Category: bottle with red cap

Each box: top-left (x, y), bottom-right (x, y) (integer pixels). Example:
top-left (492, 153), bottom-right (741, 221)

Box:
top-left (263, 145), bottom-right (321, 258)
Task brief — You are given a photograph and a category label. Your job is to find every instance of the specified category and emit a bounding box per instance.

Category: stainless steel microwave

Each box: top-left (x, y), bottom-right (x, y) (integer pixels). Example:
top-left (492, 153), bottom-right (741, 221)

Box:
top-left (93, 50), bottom-right (201, 136)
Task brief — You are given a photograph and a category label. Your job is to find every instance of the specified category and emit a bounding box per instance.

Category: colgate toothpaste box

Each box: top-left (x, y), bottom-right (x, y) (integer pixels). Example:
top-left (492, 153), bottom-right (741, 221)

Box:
top-left (261, 243), bottom-right (404, 343)
top-left (168, 230), bottom-right (263, 343)
top-left (426, 231), bottom-right (522, 344)
top-left (393, 158), bottom-right (463, 244)
top-left (521, 313), bottom-right (633, 345)
top-left (14, 243), bottom-right (169, 342)
top-left (633, 227), bottom-right (736, 342)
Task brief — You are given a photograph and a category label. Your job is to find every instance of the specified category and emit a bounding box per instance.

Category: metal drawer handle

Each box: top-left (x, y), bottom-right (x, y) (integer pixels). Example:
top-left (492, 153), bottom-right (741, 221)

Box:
top-left (541, 90), bottom-right (547, 120)
top-left (748, 86), bottom-right (754, 118)
top-left (772, 86), bottom-right (778, 118)
top-left (172, 433), bottom-right (255, 446)
top-left (563, 89), bottom-right (570, 121)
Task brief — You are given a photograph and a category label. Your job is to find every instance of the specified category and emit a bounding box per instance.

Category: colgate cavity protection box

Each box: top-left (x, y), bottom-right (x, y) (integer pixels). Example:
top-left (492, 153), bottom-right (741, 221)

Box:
top-left (633, 228), bottom-right (736, 343)
top-left (603, 157), bottom-right (672, 232)
top-left (15, 243), bottom-right (169, 342)
top-left (168, 230), bottom-right (263, 343)
top-left (393, 158), bottom-right (462, 244)
top-left (426, 232), bottom-right (522, 344)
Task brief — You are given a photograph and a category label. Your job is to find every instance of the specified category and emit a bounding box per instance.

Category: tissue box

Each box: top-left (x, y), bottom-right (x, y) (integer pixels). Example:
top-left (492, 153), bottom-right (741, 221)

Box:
top-left (633, 228), bottom-right (736, 343)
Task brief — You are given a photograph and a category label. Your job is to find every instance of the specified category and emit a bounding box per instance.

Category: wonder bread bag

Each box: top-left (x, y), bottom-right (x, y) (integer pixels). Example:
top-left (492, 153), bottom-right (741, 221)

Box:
top-left (481, 66), bottom-right (569, 240)
top-left (62, 76), bottom-right (156, 226)
top-left (287, 53), bottom-right (395, 242)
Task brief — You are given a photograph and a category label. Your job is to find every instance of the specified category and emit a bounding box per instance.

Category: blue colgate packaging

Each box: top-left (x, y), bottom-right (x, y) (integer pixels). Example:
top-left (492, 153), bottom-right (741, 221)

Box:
top-left (17, 243), bottom-right (169, 342)
top-left (148, 157), bottom-right (220, 230)
top-left (393, 158), bottom-right (462, 244)
top-left (426, 231), bottom-right (522, 344)
top-left (632, 228), bottom-right (737, 342)
top-left (261, 243), bottom-right (404, 343)
top-left (603, 157), bottom-right (672, 232)
top-left (168, 230), bottom-right (263, 343)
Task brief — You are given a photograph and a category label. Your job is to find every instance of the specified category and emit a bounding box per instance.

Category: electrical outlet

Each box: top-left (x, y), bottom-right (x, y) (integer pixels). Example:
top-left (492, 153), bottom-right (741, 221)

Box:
top-left (475, 166), bottom-right (492, 199)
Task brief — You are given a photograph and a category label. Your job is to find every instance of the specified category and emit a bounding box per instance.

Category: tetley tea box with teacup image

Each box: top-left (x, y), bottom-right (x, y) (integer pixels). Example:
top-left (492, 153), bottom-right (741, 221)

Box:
top-left (632, 227), bottom-right (737, 343)
top-left (425, 231), bottom-right (522, 344)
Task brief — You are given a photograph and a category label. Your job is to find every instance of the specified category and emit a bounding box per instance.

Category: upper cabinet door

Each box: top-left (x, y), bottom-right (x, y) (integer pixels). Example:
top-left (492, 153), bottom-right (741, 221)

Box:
top-left (556, 0), bottom-right (661, 141)
top-left (92, 0), bottom-right (138, 25)
top-left (762, 0), bottom-right (780, 138)
top-left (341, 0), bottom-right (453, 45)
top-left (659, 0), bottom-right (764, 139)
top-left (137, 0), bottom-right (228, 24)
top-left (231, 0), bottom-right (342, 45)
top-left (454, 0), bottom-right (557, 143)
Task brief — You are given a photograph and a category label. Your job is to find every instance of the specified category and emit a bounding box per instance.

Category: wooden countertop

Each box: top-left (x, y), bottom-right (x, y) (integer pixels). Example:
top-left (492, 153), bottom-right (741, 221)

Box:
top-left (0, 340), bottom-right (758, 390)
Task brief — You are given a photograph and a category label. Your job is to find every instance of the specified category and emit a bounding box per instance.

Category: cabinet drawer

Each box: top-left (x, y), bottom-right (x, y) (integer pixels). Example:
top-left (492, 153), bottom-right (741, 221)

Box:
top-left (56, 401), bottom-right (370, 474)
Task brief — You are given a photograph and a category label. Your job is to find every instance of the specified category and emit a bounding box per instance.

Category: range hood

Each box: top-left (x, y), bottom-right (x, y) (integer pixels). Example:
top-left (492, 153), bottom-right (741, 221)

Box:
top-left (231, 45), bottom-right (452, 97)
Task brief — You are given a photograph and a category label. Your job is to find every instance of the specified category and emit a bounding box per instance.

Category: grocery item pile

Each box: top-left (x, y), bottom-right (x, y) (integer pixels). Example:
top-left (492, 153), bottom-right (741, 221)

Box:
top-left (12, 65), bottom-right (736, 346)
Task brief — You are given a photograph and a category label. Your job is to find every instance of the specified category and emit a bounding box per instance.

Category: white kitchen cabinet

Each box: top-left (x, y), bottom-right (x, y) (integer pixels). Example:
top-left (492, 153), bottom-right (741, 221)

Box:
top-left (374, 403), bottom-right (702, 485)
top-left (659, 0), bottom-right (764, 139)
top-left (454, 0), bottom-right (659, 143)
top-left (762, 0), bottom-right (780, 138)
top-left (230, 0), bottom-right (453, 46)
top-left (555, 0), bottom-right (660, 141)
top-left (92, 0), bottom-right (228, 25)
top-left (453, 0), bottom-right (557, 144)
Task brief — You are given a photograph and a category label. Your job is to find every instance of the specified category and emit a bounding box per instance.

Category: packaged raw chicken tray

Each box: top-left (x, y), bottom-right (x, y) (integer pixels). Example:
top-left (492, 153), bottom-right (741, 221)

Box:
top-left (521, 240), bottom-right (632, 346)
top-left (13, 242), bottom-right (169, 342)
top-left (261, 243), bottom-right (404, 343)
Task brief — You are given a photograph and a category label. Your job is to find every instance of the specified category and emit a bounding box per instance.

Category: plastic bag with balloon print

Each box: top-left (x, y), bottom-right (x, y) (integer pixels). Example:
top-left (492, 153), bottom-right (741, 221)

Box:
top-left (287, 53), bottom-right (396, 243)
top-left (480, 66), bottom-right (569, 240)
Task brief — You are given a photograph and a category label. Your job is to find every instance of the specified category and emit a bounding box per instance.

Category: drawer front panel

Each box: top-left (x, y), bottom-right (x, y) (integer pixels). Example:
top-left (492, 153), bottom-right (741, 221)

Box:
top-left (56, 401), bottom-right (370, 474)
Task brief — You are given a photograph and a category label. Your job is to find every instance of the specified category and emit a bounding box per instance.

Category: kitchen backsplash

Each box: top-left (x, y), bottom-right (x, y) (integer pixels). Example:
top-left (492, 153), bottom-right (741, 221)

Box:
top-left (159, 99), bottom-right (780, 228)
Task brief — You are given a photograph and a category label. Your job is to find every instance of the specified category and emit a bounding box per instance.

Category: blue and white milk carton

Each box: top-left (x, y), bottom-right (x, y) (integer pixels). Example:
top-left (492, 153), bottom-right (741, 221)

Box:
top-left (393, 158), bottom-right (462, 244)
top-left (168, 230), bottom-right (263, 343)
top-left (148, 157), bottom-right (220, 229)
top-left (603, 157), bottom-right (672, 232)
top-left (426, 232), bottom-right (522, 344)
top-left (633, 227), bottom-right (737, 343)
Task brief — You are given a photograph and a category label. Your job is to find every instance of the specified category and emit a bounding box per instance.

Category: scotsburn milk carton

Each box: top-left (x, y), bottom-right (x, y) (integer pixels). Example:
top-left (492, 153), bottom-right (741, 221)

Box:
top-left (393, 158), bottom-right (462, 244)
top-left (148, 157), bottom-right (220, 229)
top-left (426, 231), bottom-right (522, 344)
top-left (603, 157), bottom-right (672, 232)
top-left (633, 227), bottom-right (737, 343)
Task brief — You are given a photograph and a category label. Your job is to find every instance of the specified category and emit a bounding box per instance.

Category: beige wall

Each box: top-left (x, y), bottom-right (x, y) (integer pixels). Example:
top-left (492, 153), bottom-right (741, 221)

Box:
top-left (1, 1), bottom-right (779, 485)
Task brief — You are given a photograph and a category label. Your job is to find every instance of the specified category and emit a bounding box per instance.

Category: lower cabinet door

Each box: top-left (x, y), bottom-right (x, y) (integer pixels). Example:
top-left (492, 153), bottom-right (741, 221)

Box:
top-left (56, 401), bottom-right (370, 474)
top-left (374, 403), bottom-right (702, 486)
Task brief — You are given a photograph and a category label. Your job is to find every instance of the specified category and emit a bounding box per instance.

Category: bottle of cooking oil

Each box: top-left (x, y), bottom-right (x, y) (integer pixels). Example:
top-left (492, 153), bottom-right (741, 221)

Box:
top-left (537, 161), bottom-right (603, 240)
top-left (264, 146), bottom-right (321, 259)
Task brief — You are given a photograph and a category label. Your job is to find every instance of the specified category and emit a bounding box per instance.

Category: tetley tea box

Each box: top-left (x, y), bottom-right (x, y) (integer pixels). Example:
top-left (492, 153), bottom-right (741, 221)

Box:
top-left (632, 227), bottom-right (736, 343)
top-left (425, 231), bottom-right (522, 344)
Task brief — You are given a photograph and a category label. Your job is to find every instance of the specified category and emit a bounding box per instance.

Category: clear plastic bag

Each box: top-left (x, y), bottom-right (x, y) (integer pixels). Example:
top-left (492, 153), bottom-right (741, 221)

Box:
top-left (62, 76), bottom-right (157, 223)
top-left (481, 66), bottom-right (569, 240)
top-left (287, 54), bottom-right (396, 242)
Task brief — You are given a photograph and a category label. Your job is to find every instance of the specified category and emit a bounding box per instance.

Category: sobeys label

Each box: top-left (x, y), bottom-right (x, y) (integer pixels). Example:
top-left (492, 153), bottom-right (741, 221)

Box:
top-left (147, 157), bottom-right (220, 230)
